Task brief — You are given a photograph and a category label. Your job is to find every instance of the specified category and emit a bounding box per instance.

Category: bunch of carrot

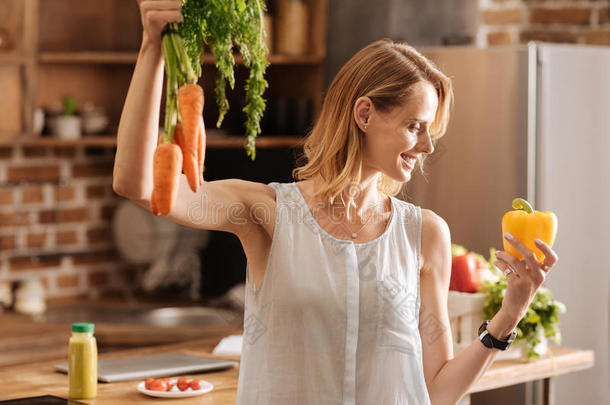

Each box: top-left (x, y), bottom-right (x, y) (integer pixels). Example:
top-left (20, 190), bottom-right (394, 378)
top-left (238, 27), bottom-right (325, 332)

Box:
top-left (150, 83), bottom-right (207, 216)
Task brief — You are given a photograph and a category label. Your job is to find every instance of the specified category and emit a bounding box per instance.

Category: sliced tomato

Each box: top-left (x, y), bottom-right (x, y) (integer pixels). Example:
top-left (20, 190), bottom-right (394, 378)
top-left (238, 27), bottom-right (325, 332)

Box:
top-left (148, 379), bottom-right (168, 392)
top-left (189, 379), bottom-right (201, 390)
top-left (177, 377), bottom-right (190, 391)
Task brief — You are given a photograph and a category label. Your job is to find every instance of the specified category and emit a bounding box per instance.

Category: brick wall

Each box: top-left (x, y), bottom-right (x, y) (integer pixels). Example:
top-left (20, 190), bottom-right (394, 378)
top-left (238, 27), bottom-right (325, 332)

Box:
top-left (0, 145), bottom-right (128, 301)
top-left (478, 0), bottom-right (610, 46)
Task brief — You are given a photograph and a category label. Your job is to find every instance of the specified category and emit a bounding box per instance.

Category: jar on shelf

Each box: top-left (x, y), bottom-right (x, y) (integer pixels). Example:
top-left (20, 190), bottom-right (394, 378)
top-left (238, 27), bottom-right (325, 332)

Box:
top-left (275, 0), bottom-right (308, 56)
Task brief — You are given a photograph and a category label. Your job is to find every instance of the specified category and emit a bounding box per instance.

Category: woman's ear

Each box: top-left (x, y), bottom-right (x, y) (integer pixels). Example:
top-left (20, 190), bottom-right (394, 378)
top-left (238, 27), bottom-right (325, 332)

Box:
top-left (353, 96), bottom-right (372, 132)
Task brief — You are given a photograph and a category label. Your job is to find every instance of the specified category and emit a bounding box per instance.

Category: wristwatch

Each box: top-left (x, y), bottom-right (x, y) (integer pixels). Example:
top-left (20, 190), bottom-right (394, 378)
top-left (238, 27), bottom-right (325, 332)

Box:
top-left (478, 320), bottom-right (517, 351)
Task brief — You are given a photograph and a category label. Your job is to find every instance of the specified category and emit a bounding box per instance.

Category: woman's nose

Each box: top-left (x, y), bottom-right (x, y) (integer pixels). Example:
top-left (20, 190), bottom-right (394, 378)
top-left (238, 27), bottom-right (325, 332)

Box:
top-left (419, 131), bottom-right (434, 154)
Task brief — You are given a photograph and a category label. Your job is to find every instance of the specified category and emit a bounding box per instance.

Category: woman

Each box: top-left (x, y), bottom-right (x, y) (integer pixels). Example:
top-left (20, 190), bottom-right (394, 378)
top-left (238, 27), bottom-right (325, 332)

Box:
top-left (114, 1), bottom-right (559, 404)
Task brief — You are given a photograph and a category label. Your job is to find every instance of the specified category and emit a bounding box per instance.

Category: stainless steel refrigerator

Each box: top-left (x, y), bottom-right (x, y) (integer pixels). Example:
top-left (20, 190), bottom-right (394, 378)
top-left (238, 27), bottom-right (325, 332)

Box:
top-left (404, 43), bottom-right (610, 405)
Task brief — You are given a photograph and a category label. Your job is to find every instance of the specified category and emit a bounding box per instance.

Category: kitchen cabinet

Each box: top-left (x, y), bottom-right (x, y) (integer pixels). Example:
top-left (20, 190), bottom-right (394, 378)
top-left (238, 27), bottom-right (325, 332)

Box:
top-left (0, 0), bottom-right (327, 149)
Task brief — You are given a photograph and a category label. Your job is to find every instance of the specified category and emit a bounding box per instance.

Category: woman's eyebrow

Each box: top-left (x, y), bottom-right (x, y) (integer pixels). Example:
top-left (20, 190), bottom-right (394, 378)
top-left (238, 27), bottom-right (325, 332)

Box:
top-left (406, 118), bottom-right (430, 124)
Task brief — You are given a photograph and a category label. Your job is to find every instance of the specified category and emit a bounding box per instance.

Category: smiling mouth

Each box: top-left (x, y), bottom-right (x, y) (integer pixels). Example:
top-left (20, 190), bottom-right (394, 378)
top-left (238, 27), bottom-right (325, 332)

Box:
top-left (400, 153), bottom-right (416, 169)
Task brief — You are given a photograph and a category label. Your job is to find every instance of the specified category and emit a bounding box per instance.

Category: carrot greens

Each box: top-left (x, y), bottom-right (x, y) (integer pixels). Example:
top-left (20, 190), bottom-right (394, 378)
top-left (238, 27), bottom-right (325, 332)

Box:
top-left (162, 0), bottom-right (269, 159)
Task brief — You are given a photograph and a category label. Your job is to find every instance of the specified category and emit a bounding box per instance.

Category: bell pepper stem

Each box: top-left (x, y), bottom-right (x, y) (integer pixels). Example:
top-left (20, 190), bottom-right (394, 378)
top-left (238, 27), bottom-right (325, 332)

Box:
top-left (512, 198), bottom-right (534, 214)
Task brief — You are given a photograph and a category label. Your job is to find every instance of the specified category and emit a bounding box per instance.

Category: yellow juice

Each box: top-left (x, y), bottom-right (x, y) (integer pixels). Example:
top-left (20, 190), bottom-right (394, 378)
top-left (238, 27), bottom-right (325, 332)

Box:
top-left (68, 323), bottom-right (97, 399)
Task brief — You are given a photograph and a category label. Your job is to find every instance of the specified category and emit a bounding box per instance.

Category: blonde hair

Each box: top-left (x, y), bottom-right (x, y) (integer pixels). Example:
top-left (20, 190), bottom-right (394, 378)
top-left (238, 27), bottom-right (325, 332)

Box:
top-left (293, 39), bottom-right (453, 206)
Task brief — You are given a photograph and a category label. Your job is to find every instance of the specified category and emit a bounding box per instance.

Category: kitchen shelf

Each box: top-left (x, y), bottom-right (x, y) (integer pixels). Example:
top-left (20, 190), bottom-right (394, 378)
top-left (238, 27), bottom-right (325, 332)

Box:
top-left (2, 135), bottom-right (305, 149)
top-left (7, 0), bottom-right (327, 142)
top-left (39, 52), bottom-right (138, 64)
top-left (0, 53), bottom-right (27, 64)
top-left (38, 51), bottom-right (325, 65)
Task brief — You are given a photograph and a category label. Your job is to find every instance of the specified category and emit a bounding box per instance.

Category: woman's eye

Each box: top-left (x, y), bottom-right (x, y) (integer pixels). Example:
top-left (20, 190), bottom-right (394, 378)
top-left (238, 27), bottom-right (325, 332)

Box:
top-left (408, 124), bottom-right (420, 132)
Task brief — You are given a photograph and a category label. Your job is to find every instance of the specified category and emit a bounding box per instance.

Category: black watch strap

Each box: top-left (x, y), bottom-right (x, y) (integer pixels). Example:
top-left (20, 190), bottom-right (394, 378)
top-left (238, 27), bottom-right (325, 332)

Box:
top-left (478, 320), bottom-right (517, 351)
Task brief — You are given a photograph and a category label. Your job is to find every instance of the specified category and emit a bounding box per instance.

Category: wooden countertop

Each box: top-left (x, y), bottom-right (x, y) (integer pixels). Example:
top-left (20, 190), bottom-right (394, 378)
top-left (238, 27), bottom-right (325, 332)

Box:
top-left (0, 342), bottom-right (594, 404)
top-left (469, 346), bottom-right (594, 393)
top-left (0, 337), bottom-right (241, 404)
top-left (0, 308), bottom-right (594, 403)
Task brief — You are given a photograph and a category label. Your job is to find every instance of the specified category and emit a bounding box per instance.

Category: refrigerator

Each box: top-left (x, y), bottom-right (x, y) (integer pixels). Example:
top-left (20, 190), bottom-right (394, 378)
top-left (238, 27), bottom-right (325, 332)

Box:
top-left (404, 43), bottom-right (610, 405)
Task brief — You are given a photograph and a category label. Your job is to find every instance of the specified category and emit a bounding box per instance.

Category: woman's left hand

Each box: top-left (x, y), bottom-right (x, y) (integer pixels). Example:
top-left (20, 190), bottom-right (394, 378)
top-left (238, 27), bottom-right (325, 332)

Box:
top-left (493, 232), bottom-right (559, 320)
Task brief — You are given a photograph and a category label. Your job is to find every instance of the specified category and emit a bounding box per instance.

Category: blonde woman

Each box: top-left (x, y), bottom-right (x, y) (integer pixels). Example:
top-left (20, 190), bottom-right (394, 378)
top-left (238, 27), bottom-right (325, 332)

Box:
top-left (114, 2), bottom-right (559, 403)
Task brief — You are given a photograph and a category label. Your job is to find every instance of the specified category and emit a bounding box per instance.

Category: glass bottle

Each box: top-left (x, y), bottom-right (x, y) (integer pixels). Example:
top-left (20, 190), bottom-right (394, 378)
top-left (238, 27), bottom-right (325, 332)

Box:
top-left (68, 322), bottom-right (97, 399)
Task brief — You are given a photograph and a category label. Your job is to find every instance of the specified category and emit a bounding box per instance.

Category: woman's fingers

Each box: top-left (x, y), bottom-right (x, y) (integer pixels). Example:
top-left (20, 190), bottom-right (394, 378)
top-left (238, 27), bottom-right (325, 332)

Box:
top-left (493, 259), bottom-right (521, 279)
top-left (148, 10), bottom-right (183, 25)
top-left (534, 238), bottom-right (558, 273)
top-left (140, 0), bottom-right (183, 12)
top-left (139, 0), bottom-right (183, 43)
top-left (504, 233), bottom-right (540, 273)
top-left (494, 250), bottom-right (529, 279)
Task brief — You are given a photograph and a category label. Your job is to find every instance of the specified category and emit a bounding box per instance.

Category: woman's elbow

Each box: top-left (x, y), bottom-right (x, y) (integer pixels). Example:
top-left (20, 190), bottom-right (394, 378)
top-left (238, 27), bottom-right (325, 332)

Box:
top-left (112, 174), bottom-right (147, 201)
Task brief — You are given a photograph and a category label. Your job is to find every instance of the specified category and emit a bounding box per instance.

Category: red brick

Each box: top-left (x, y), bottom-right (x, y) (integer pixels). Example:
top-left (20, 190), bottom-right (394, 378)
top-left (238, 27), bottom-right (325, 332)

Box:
top-left (57, 274), bottom-right (79, 288)
top-left (0, 212), bottom-right (29, 227)
top-left (100, 204), bottom-right (116, 221)
top-left (73, 250), bottom-right (117, 265)
top-left (21, 186), bottom-right (44, 203)
top-left (85, 184), bottom-right (108, 199)
top-left (0, 188), bottom-right (13, 205)
top-left (9, 256), bottom-right (60, 271)
top-left (0, 147), bottom-right (12, 158)
top-left (54, 185), bottom-right (76, 202)
top-left (22, 147), bottom-right (47, 157)
top-left (7, 165), bottom-right (60, 182)
top-left (600, 7), bottom-right (609, 25)
top-left (0, 235), bottom-right (15, 251)
top-left (520, 30), bottom-right (580, 43)
top-left (529, 7), bottom-right (591, 25)
top-left (39, 208), bottom-right (89, 223)
top-left (86, 227), bottom-right (112, 244)
top-left (53, 147), bottom-right (77, 158)
top-left (26, 232), bottom-right (46, 248)
top-left (56, 230), bottom-right (78, 245)
top-left (487, 31), bottom-right (513, 45)
top-left (88, 270), bottom-right (109, 286)
top-left (584, 29), bottom-right (610, 45)
top-left (72, 162), bottom-right (113, 178)
top-left (483, 9), bottom-right (523, 25)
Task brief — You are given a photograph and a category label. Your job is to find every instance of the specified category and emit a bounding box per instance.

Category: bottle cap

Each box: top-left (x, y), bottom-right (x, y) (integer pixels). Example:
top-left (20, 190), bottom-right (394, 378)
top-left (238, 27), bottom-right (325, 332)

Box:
top-left (72, 322), bottom-right (94, 333)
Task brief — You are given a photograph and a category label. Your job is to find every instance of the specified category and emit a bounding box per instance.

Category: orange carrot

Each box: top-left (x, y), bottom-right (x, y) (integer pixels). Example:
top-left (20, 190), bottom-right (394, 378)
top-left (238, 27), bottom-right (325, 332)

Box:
top-left (151, 143), bottom-right (182, 216)
top-left (177, 84), bottom-right (204, 192)
top-left (173, 123), bottom-right (192, 178)
top-left (197, 115), bottom-right (206, 185)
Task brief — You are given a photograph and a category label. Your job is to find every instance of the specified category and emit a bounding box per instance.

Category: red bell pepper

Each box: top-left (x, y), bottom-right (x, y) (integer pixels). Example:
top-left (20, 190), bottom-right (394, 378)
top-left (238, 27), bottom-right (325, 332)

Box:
top-left (450, 252), bottom-right (481, 293)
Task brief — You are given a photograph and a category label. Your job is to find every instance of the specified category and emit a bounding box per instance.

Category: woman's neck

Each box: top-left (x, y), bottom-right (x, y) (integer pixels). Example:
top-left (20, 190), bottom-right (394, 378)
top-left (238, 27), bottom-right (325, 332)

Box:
top-left (309, 174), bottom-right (389, 223)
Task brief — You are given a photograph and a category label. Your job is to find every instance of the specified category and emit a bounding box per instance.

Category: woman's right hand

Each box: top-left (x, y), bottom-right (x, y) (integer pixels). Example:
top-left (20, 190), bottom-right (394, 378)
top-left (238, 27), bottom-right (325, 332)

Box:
top-left (137, 0), bottom-right (183, 48)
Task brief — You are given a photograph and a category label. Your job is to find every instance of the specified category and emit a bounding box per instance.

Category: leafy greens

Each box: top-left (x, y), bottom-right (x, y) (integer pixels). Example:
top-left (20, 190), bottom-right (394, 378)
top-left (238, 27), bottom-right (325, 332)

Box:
top-left (480, 278), bottom-right (566, 359)
top-left (162, 0), bottom-right (269, 159)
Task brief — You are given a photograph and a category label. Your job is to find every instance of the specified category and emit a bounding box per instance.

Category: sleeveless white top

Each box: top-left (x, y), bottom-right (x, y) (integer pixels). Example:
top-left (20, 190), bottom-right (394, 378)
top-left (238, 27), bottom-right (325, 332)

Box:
top-left (236, 182), bottom-right (431, 405)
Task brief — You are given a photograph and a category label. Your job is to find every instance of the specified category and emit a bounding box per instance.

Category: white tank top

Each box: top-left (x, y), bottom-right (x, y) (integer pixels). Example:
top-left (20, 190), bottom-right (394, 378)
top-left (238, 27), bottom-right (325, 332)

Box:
top-left (236, 181), bottom-right (431, 405)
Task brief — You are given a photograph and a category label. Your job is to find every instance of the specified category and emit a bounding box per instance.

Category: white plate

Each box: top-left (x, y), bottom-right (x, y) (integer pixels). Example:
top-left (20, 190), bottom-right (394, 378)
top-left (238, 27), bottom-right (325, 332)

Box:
top-left (137, 379), bottom-right (214, 398)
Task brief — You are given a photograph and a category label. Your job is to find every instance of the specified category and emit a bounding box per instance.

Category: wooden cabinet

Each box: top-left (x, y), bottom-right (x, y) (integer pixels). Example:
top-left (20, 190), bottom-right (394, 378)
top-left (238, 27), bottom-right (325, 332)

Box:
top-left (0, 0), bottom-right (327, 149)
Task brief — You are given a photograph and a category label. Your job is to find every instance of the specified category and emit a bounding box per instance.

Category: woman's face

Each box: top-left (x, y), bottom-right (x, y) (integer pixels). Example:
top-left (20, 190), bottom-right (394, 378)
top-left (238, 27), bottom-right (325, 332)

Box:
top-left (358, 81), bottom-right (439, 183)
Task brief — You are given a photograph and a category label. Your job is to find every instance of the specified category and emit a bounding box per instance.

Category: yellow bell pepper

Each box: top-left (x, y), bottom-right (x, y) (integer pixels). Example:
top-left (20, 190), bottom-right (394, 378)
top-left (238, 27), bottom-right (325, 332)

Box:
top-left (501, 198), bottom-right (558, 263)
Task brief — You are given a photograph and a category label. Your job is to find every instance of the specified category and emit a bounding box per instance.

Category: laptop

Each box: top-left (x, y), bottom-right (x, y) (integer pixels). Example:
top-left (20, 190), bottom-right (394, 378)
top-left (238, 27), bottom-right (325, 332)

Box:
top-left (54, 352), bottom-right (238, 382)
